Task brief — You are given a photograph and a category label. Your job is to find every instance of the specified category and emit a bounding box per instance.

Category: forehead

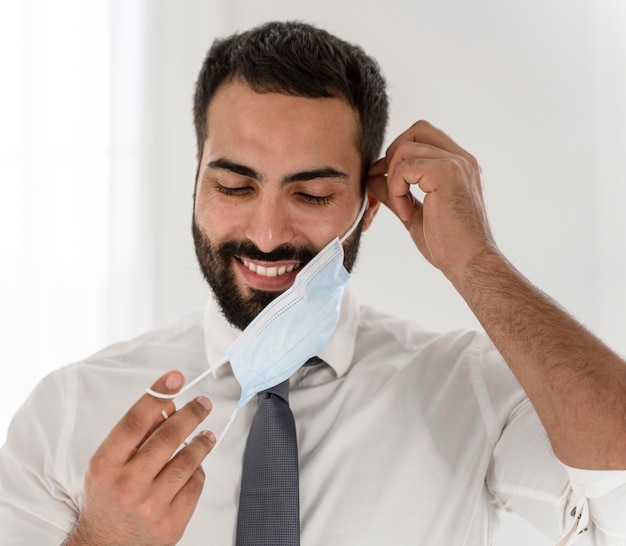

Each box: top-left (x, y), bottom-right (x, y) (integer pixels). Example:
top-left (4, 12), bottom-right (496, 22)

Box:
top-left (204, 80), bottom-right (361, 170)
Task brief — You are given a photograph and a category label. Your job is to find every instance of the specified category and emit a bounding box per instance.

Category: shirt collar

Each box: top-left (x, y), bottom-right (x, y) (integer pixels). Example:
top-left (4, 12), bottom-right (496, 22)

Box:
top-left (203, 283), bottom-right (360, 379)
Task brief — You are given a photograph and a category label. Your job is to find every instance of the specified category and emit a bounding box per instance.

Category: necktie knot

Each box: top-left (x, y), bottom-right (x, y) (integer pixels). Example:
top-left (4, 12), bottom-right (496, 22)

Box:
top-left (258, 356), bottom-right (321, 404)
top-left (261, 378), bottom-right (290, 404)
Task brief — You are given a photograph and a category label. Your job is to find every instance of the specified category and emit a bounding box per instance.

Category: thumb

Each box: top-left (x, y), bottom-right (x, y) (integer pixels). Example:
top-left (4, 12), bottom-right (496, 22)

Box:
top-left (367, 173), bottom-right (417, 225)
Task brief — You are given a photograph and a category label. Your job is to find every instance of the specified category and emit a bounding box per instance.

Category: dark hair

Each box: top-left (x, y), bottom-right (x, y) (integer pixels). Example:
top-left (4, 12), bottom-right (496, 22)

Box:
top-left (193, 21), bottom-right (388, 177)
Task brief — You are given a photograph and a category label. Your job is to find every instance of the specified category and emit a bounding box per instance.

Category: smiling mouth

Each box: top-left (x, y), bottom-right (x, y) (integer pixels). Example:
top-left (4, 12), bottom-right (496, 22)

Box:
top-left (240, 258), bottom-right (302, 278)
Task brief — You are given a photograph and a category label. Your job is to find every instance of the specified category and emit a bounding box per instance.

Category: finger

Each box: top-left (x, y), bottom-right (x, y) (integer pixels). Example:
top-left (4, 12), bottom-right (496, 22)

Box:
top-left (136, 400), bottom-right (177, 450)
top-left (366, 173), bottom-right (390, 210)
top-left (386, 120), bottom-right (472, 167)
top-left (386, 140), bottom-right (449, 182)
top-left (367, 173), bottom-right (419, 224)
top-left (154, 430), bottom-right (216, 502)
top-left (94, 371), bottom-right (185, 466)
top-left (169, 466), bottom-right (207, 528)
top-left (368, 157), bottom-right (388, 176)
top-left (389, 155), bottom-right (447, 223)
top-left (131, 396), bottom-right (213, 472)
top-left (390, 156), bottom-right (438, 193)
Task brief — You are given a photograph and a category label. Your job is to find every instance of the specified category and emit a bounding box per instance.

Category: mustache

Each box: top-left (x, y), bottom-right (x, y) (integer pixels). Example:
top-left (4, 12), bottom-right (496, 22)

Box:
top-left (218, 239), bottom-right (317, 264)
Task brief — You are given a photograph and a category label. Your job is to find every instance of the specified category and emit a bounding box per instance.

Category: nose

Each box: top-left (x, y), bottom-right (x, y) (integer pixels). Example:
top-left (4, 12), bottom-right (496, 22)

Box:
top-left (244, 193), bottom-right (295, 253)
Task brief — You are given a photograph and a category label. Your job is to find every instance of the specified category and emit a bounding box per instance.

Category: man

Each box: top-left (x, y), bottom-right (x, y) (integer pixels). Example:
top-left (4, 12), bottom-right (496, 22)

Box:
top-left (1, 20), bottom-right (625, 545)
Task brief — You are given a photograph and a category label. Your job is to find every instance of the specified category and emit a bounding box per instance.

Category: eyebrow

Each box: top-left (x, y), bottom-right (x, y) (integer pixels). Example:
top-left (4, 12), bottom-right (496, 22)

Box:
top-left (207, 158), bottom-right (259, 179)
top-left (206, 158), bottom-right (349, 185)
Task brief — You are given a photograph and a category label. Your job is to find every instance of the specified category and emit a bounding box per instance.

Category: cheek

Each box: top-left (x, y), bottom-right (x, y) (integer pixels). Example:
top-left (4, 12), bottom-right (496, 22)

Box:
top-left (194, 194), bottom-right (241, 240)
top-left (299, 216), bottom-right (336, 245)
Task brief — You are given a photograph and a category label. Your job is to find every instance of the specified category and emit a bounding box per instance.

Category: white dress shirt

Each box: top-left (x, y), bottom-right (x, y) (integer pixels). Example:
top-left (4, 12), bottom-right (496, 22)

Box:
top-left (1, 286), bottom-right (625, 545)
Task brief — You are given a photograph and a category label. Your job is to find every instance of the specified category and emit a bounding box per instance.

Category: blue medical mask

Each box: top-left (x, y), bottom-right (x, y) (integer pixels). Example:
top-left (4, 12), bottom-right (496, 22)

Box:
top-left (148, 196), bottom-right (367, 436)
top-left (230, 235), bottom-right (351, 410)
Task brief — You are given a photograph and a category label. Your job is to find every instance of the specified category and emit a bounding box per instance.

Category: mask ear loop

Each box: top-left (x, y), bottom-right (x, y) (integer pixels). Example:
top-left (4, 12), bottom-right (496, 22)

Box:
top-left (340, 194), bottom-right (368, 244)
top-left (146, 355), bottom-right (229, 400)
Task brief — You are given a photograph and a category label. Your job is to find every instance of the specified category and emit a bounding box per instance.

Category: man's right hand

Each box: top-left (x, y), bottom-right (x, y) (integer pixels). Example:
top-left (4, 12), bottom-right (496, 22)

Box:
top-left (64, 371), bottom-right (216, 546)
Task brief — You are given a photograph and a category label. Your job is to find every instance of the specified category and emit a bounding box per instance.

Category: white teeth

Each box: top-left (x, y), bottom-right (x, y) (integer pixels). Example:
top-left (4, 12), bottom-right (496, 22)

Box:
top-left (241, 259), bottom-right (299, 277)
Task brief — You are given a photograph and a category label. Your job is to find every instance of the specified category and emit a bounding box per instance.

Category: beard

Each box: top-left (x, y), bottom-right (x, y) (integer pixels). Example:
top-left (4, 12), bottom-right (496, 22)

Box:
top-left (192, 216), bottom-right (363, 330)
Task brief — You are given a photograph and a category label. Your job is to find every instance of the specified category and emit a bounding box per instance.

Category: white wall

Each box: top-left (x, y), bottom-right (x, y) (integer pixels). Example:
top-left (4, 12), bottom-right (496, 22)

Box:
top-left (2, 1), bottom-right (625, 544)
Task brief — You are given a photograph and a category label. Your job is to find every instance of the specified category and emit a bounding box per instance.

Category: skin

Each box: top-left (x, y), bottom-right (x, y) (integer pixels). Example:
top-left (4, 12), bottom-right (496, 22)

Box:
top-left (368, 120), bottom-right (626, 469)
top-left (64, 372), bottom-right (216, 546)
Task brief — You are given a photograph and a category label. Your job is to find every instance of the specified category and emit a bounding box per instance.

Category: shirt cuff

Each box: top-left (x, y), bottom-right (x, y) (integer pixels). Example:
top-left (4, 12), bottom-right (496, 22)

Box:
top-left (558, 464), bottom-right (626, 544)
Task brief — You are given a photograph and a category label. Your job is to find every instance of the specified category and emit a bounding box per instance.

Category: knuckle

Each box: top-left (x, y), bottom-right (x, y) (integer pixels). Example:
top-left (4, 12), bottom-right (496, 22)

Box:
top-left (121, 408), bottom-right (147, 436)
top-left (87, 455), bottom-right (108, 481)
top-left (395, 140), bottom-right (415, 159)
top-left (157, 422), bottom-right (183, 447)
top-left (114, 469), bottom-right (141, 500)
top-left (166, 465), bottom-right (191, 486)
top-left (406, 157), bottom-right (427, 170)
top-left (137, 499), bottom-right (160, 525)
top-left (175, 467), bottom-right (206, 508)
top-left (411, 119), bottom-right (428, 131)
top-left (186, 468), bottom-right (206, 497)
top-left (466, 152), bottom-right (480, 170)
top-left (457, 153), bottom-right (480, 177)
top-left (443, 158), bottom-right (465, 178)
top-left (173, 447), bottom-right (197, 471)
top-left (112, 481), bottom-right (135, 504)
top-left (163, 445), bottom-right (207, 487)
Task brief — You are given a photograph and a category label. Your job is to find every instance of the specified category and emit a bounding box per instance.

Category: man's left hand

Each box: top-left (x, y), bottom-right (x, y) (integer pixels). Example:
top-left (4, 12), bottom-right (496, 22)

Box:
top-left (367, 120), bottom-right (497, 285)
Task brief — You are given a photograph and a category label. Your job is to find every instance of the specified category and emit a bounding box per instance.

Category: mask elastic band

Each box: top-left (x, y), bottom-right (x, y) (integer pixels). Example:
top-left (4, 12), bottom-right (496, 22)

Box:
top-left (146, 355), bottom-right (229, 400)
top-left (340, 194), bottom-right (368, 244)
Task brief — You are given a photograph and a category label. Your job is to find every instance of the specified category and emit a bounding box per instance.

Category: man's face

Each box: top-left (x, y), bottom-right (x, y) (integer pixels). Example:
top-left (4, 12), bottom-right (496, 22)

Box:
top-left (193, 80), bottom-right (377, 330)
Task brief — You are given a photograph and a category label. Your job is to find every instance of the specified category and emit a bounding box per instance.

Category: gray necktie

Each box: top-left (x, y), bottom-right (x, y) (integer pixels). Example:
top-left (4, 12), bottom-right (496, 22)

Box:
top-left (236, 378), bottom-right (300, 545)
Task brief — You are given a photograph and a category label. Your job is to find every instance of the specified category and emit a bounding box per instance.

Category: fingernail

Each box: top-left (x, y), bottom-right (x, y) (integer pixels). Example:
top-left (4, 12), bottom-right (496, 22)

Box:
top-left (201, 430), bottom-right (216, 443)
top-left (165, 373), bottom-right (183, 391)
top-left (196, 396), bottom-right (212, 411)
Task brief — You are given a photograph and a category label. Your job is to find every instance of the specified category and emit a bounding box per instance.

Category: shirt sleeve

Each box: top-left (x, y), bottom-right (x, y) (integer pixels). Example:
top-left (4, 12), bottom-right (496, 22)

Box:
top-left (0, 368), bottom-right (79, 545)
top-left (486, 396), bottom-right (626, 545)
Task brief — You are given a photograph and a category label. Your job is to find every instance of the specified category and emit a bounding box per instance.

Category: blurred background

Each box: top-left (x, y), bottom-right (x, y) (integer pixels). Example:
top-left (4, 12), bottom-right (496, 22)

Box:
top-left (1, 1), bottom-right (625, 544)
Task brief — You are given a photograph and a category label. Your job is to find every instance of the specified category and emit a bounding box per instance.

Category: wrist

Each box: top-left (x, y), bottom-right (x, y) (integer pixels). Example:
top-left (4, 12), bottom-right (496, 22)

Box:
top-left (62, 518), bottom-right (101, 546)
top-left (444, 242), bottom-right (504, 295)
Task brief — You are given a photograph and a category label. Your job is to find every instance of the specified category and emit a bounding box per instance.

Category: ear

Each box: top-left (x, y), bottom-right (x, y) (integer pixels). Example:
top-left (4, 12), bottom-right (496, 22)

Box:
top-left (361, 192), bottom-right (380, 232)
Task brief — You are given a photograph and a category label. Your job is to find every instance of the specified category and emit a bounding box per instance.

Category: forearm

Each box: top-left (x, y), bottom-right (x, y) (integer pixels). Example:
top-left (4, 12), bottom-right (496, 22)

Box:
top-left (455, 247), bottom-right (626, 469)
top-left (369, 119), bottom-right (626, 470)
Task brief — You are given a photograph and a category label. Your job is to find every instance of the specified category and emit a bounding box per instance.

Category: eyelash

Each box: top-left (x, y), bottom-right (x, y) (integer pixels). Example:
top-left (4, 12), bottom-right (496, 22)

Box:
top-left (216, 184), bottom-right (332, 205)
top-left (216, 184), bottom-right (251, 196)
top-left (299, 193), bottom-right (332, 205)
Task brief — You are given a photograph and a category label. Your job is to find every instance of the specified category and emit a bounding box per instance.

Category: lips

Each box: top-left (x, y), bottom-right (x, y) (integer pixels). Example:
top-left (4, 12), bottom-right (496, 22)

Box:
top-left (240, 258), bottom-right (301, 278)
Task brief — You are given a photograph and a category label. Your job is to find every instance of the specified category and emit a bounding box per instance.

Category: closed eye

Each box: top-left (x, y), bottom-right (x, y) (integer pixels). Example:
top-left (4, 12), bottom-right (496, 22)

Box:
top-left (299, 193), bottom-right (332, 205)
top-left (216, 184), bottom-right (252, 196)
